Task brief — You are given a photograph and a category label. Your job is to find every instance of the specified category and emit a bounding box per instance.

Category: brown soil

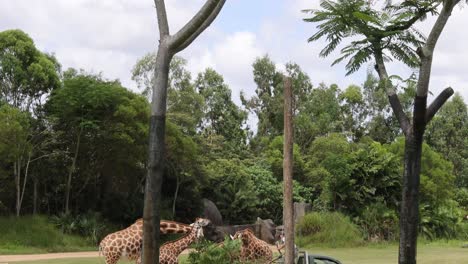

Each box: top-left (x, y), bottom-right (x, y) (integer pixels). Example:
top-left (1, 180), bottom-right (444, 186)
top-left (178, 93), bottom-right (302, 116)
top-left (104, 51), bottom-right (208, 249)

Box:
top-left (0, 245), bottom-right (280, 262)
top-left (0, 251), bottom-right (99, 262)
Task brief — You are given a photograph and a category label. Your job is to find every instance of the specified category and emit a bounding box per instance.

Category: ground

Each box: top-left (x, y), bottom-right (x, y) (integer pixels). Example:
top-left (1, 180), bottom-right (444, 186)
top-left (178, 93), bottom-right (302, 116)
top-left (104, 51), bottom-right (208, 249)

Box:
top-left (1, 243), bottom-right (466, 264)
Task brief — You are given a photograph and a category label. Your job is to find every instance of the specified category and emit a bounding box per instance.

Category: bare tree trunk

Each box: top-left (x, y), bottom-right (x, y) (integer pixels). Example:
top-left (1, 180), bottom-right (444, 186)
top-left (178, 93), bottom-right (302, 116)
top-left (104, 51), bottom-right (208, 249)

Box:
top-left (15, 159), bottom-right (21, 217)
top-left (18, 151), bottom-right (32, 216)
top-left (65, 126), bottom-right (82, 214)
top-left (283, 77), bottom-right (294, 264)
top-left (399, 132), bottom-right (423, 263)
top-left (142, 44), bottom-right (171, 264)
top-left (33, 177), bottom-right (38, 215)
top-left (142, 1), bottom-right (226, 263)
top-left (172, 173), bottom-right (180, 218)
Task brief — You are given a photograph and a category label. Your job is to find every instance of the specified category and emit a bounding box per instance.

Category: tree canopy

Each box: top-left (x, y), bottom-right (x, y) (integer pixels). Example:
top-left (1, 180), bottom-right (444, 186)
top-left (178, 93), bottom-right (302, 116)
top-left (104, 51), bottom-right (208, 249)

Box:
top-left (0, 22), bottom-right (466, 252)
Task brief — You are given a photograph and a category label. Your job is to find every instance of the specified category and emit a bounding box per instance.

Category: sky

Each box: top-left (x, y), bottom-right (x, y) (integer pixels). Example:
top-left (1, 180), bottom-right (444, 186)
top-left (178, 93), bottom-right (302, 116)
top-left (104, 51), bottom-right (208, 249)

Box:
top-left (1, 0), bottom-right (467, 109)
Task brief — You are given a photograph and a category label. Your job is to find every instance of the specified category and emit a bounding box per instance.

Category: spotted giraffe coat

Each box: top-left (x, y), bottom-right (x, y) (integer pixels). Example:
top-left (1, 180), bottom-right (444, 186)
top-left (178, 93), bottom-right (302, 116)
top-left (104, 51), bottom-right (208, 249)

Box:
top-left (233, 228), bottom-right (273, 263)
top-left (136, 218), bottom-right (210, 264)
top-left (99, 219), bottom-right (191, 264)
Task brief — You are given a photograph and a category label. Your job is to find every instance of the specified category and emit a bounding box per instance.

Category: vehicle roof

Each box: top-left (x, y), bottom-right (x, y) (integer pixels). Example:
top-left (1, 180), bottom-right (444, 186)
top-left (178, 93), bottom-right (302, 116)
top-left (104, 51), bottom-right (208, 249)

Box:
top-left (303, 252), bottom-right (342, 264)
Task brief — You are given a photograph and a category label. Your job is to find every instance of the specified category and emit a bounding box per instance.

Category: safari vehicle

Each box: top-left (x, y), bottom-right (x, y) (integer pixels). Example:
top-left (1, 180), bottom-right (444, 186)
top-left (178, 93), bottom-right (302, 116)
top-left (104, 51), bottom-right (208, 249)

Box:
top-left (277, 250), bottom-right (342, 264)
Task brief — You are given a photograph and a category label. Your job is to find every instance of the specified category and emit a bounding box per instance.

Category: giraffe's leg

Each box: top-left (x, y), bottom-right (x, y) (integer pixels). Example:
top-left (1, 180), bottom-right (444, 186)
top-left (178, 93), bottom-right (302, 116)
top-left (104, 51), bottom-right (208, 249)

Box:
top-left (105, 252), bottom-right (121, 264)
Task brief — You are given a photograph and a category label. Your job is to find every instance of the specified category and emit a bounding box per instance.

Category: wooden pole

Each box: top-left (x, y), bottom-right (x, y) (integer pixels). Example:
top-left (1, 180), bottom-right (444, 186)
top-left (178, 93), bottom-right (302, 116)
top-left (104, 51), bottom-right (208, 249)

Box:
top-left (283, 76), bottom-right (294, 264)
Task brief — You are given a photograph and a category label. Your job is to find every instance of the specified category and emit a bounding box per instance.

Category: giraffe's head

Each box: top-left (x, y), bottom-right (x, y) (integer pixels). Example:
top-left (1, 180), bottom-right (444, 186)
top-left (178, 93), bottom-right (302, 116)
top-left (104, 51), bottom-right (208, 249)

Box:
top-left (232, 228), bottom-right (254, 245)
top-left (190, 218), bottom-right (211, 239)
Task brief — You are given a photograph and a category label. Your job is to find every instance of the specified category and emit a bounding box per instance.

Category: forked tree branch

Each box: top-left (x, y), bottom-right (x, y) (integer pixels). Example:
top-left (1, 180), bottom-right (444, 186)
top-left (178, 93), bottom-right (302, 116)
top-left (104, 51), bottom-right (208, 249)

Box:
top-left (416, 0), bottom-right (460, 97)
top-left (172, 0), bottom-right (225, 53)
top-left (374, 50), bottom-right (411, 135)
top-left (425, 87), bottom-right (454, 123)
top-left (425, 0), bottom-right (461, 52)
top-left (154, 0), bottom-right (170, 38)
top-left (169, 0), bottom-right (226, 51)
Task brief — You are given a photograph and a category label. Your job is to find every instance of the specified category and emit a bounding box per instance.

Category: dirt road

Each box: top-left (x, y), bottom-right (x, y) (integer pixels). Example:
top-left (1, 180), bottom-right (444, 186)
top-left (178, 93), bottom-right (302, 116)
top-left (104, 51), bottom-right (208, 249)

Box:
top-left (0, 245), bottom-right (280, 262)
top-left (0, 251), bottom-right (99, 262)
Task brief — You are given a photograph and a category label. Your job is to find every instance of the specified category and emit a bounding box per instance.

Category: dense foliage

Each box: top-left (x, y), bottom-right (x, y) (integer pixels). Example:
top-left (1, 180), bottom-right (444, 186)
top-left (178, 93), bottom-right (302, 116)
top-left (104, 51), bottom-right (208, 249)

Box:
top-left (0, 29), bottom-right (466, 243)
top-left (188, 237), bottom-right (243, 264)
top-left (296, 212), bottom-right (364, 247)
top-left (0, 215), bottom-right (92, 253)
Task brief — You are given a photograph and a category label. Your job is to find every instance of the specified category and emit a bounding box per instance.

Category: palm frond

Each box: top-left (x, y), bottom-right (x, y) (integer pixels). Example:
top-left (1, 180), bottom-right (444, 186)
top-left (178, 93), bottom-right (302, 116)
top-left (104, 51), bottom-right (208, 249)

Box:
top-left (345, 47), bottom-right (372, 75)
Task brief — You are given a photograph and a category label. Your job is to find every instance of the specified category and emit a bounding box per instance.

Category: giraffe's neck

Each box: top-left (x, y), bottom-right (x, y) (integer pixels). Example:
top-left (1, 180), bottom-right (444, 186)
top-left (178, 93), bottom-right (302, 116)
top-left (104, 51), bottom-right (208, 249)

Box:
top-left (160, 220), bottom-right (191, 234)
top-left (132, 219), bottom-right (191, 235)
top-left (163, 227), bottom-right (198, 255)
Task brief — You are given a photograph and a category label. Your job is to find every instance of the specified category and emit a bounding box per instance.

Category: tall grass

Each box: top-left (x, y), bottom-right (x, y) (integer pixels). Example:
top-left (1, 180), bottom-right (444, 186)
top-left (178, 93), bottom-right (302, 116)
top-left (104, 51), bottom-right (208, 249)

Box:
top-left (0, 215), bottom-right (94, 254)
top-left (296, 212), bottom-right (364, 248)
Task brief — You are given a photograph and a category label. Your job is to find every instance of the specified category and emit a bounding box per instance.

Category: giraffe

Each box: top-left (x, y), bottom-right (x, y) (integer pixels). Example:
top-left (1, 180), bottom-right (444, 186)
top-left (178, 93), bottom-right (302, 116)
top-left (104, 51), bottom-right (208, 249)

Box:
top-left (157, 218), bottom-right (211, 264)
top-left (99, 218), bottom-right (191, 264)
top-left (232, 228), bottom-right (273, 263)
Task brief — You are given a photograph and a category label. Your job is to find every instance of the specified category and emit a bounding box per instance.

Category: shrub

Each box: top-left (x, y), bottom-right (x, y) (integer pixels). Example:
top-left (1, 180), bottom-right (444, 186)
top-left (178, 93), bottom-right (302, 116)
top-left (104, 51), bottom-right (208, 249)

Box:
top-left (455, 188), bottom-right (468, 211)
top-left (50, 212), bottom-right (109, 244)
top-left (0, 215), bottom-right (91, 253)
top-left (455, 221), bottom-right (468, 240)
top-left (419, 201), bottom-right (463, 240)
top-left (188, 237), bottom-right (244, 264)
top-left (357, 200), bottom-right (399, 242)
top-left (296, 212), bottom-right (363, 248)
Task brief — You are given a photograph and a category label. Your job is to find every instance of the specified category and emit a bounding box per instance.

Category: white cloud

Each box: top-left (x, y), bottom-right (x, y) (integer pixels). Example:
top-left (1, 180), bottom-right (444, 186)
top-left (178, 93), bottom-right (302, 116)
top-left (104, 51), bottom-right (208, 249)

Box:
top-left (0, 0), bottom-right (208, 91)
top-left (1, 0), bottom-right (466, 108)
top-left (183, 31), bottom-right (263, 104)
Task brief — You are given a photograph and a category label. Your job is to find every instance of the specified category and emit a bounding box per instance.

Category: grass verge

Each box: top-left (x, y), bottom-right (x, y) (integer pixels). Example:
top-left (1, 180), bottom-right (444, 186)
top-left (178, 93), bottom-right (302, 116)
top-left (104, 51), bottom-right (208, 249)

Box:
top-left (10, 242), bottom-right (467, 264)
top-left (0, 215), bottom-right (95, 254)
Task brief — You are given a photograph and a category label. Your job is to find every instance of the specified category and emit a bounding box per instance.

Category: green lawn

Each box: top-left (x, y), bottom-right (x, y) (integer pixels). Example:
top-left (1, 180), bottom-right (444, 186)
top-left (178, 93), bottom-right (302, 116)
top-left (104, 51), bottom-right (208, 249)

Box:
top-left (10, 259), bottom-right (129, 264)
top-left (10, 243), bottom-right (467, 264)
top-left (303, 245), bottom-right (467, 264)
top-left (0, 216), bottom-right (95, 255)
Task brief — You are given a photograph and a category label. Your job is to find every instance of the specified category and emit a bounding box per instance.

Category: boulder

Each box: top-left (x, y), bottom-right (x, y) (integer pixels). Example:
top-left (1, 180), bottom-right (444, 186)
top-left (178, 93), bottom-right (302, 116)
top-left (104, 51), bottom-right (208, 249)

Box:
top-left (202, 198), bottom-right (223, 226)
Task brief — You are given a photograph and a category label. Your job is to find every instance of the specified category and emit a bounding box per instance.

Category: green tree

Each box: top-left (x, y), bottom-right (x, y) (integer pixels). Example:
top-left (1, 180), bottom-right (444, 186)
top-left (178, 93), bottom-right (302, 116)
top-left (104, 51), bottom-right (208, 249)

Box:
top-left (425, 94), bottom-right (468, 188)
top-left (0, 29), bottom-right (60, 112)
top-left (46, 70), bottom-right (149, 216)
top-left (247, 163), bottom-right (283, 222)
top-left (388, 138), bottom-right (458, 239)
top-left (164, 121), bottom-right (204, 220)
top-left (242, 55), bottom-right (284, 137)
top-left (362, 71), bottom-right (401, 143)
top-left (203, 158), bottom-right (258, 224)
top-left (264, 136), bottom-right (306, 183)
top-left (304, 1), bottom-right (464, 262)
top-left (0, 30), bottom-right (60, 216)
top-left (339, 84), bottom-right (367, 141)
top-left (195, 68), bottom-right (248, 156)
top-left (304, 133), bottom-right (351, 209)
top-left (244, 56), bottom-right (343, 150)
top-left (305, 134), bottom-right (400, 215)
top-left (297, 83), bottom-right (343, 147)
top-left (132, 55), bottom-right (204, 135)
top-left (0, 104), bottom-right (31, 216)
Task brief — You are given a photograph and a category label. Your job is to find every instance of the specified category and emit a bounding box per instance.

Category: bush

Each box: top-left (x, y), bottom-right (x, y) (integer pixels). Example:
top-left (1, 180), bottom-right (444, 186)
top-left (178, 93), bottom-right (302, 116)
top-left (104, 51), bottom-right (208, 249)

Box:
top-left (455, 221), bottom-right (468, 240)
top-left (419, 201), bottom-right (464, 240)
top-left (455, 188), bottom-right (468, 211)
top-left (50, 212), bottom-right (110, 244)
top-left (0, 215), bottom-right (92, 253)
top-left (188, 237), bottom-right (243, 264)
top-left (357, 200), bottom-right (399, 242)
top-left (296, 212), bottom-right (364, 248)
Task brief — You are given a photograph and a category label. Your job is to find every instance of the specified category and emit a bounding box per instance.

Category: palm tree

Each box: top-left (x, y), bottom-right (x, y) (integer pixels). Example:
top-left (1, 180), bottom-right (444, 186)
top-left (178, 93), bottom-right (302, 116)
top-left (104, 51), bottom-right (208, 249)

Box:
top-left (303, 1), bottom-right (463, 263)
